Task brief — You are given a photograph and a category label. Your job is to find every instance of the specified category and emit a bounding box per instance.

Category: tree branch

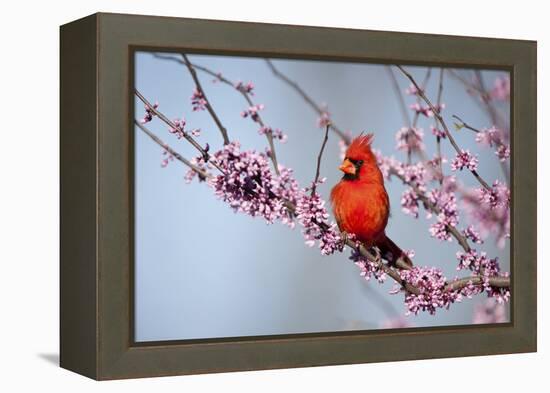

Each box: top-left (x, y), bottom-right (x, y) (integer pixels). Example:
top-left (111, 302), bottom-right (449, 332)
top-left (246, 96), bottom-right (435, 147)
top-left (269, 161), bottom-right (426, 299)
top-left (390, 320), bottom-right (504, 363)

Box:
top-left (135, 120), bottom-right (212, 180)
top-left (396, 65), bottom-right (492, 191)
top-left (181, 54), bottom-right (230, 145)
top-left (310, 124), bottom-right (330, 196)
top-left (134, 89), bottom-right (226, 175)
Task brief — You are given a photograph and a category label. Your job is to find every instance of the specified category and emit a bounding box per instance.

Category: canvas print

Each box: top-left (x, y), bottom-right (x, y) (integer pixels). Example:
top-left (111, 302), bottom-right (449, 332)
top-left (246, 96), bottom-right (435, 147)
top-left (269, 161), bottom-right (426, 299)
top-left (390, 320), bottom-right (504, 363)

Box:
top-left (133, 52), bottom-right (511, 342)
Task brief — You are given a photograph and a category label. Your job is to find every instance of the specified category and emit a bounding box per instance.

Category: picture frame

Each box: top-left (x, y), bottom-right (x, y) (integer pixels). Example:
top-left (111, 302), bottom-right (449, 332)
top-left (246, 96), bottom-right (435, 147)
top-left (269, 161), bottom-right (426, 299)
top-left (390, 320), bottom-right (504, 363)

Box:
top-left (60, 12), bottom-right (536, 380)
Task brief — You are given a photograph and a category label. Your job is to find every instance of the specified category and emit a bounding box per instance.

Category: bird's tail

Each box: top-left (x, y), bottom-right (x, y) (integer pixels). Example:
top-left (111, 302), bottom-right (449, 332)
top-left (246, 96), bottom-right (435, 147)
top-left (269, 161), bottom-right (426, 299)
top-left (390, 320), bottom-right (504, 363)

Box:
top-left (377, 235), bottom-right (414, 268)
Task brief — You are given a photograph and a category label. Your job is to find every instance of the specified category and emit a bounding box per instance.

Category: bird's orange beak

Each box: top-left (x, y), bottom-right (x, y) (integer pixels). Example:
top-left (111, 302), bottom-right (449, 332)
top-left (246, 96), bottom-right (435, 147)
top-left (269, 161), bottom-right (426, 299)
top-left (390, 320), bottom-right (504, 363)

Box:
top-left (339, 158), bottom-right (356, 175)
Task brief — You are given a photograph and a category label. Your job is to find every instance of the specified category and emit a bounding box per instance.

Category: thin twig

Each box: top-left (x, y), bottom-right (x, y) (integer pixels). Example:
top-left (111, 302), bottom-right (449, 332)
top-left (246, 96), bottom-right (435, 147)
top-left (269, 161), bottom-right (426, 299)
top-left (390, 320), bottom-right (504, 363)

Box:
top-left (265, 59), bottom-right (351, 145)
top-left (181, 54), bottom-right (230, 145)
top-left (396, 65), bottom-right (492, 191)
top-left (452, 114), bottom-right (482, 134)
top-left (134, 89), bottom-right (226, 174)
top-left (311, 124), bottom-right (330, 196)
top-left (135, 120), bottom-right (212, 180)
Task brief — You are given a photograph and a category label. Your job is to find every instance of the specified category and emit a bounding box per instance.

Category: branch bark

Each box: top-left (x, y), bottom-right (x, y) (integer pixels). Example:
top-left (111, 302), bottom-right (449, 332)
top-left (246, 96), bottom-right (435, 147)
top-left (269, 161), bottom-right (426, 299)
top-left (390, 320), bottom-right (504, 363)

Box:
top-left (181, 54), bottom-right (230, 145)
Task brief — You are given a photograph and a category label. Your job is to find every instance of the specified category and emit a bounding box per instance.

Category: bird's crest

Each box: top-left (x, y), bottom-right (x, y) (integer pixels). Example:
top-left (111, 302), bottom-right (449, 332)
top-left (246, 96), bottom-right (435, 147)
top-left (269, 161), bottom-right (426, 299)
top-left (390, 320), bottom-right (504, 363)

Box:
top-left (345, 133), bottom-right (374, 158)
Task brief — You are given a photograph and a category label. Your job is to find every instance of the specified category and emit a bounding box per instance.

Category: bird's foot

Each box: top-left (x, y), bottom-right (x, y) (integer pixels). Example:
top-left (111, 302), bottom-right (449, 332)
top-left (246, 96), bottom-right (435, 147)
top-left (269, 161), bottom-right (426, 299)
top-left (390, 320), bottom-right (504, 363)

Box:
top-left (340, 231), bottom-right (349, 245)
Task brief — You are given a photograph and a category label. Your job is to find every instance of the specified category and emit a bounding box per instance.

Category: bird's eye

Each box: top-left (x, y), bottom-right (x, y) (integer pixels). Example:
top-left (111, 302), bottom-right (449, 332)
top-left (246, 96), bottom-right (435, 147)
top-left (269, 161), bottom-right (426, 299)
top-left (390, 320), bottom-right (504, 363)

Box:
top-left (357, 160), bottom-right (364, 165)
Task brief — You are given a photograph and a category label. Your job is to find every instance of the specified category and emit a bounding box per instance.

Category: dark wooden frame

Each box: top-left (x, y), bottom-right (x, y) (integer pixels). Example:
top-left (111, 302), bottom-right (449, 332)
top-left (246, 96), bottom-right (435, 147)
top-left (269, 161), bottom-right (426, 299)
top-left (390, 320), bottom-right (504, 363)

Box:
top-left (60, 12), bottom-right (537, 380)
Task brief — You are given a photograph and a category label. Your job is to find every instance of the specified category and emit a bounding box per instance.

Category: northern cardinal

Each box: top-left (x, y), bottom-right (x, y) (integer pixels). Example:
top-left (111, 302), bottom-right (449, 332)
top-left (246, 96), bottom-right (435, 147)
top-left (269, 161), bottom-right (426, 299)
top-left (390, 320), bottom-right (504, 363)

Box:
top-left (330, 134), bottom-right (413, 267)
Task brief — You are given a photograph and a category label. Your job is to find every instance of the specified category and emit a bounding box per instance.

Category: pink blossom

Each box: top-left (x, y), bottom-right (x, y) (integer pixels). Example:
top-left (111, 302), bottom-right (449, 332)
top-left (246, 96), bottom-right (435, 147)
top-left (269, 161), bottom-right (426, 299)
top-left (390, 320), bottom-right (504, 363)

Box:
top-left (430, 125), bottom-right (446, 138)
top-left (405, 83), bottom-right (423, 95)
top-left (426, 188), bottom-right (459, 241)
top-left (160, 148), bottom-right (174, 168)
top-left (209, 141), bottom-right (298, 227)
top-left (463, 225), bottom-right (484, 244)
top-left (473, 299), bottom-right (507, 324)
top-left (234, 81), bottom-right (255, 95)
top-left (490, 76), bottom-right (510, 101)
top-left (463, 181), bottom-right (510, 248)
top-left (496, 144), bottom-right (510, 161)
top-left (395, 127), bottom-right (425, 154)
top-left (398, 266), bottom-right (462, 315)
top-left (140, 102), bottom-right (159, 123)
top-left (296, 193), bottom-right (343, 255)
top-left (191, 89), bottom-right (207, 111)
top-left (259, 126), bottom-right (288, 143)
top-left (317, 110), bottom-right (331, 128)
top-left (410, 103), bottom-right (445, 117)
top-left (475, 126), bottom-right (504, 148)
top-left (349, 247), bottom-right (387, 283)
top-left (401, 188), bottom-right (420, 218)
top-left (451, 150), bottom-right (478, 171)
top-left (241, 104), bottom-right (265, 123)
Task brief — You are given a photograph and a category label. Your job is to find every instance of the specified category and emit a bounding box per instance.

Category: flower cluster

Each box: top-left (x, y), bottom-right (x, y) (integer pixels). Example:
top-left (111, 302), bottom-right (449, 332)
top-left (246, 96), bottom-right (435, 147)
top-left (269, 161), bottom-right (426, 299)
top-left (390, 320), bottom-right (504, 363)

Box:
top-left (183, 154), bottom-right (209, 183)
top-left (463, 181), bottom-right (510, 248)
top-left (397, 266), bottom-right (462, 315)
top-left (451, 150), bottom-right (479, 172)
top-left (427, 188), bottom-right (459, 241)
top-left (409, 103), bottom-right (445, 117)
top-left (140, 102), bottom-right (159, 124)
top-left (234, 81), bottom-right (255, 95)
top-left (295, 192), bottom-right (343, 255)
top-left (317, 110), bottom-right (331, 128)
top-left (463, 225), bottom-right (483, 244)
top-left (349, 247), bottom-right (387, 283)
top-left (490, 76), bottom-right (510, 102)
top-left (169, 118), bottom-right (200, 139)
top-left (209, 141), bottom-right (295, 226)
top-left (241, 104), bottom-right (265, 123)
top-left (161, 148), bottom-right (174, 168)
top-left (430, 125), bottom-right (446, 138)
top-left (472, 299), bottom-right (507, 324)
top-left (395, 127), bottom-right (425, 154)
top-left (259, 126), bottom-right (288, 143)
top-left (191, 89), bottom-right (207, 111)
top-left (496, 144), bottom-right (510, 161)
top-left (455, 249), bottom-right (510, 302)
top-left (475, 126), bottom-right (505, 148)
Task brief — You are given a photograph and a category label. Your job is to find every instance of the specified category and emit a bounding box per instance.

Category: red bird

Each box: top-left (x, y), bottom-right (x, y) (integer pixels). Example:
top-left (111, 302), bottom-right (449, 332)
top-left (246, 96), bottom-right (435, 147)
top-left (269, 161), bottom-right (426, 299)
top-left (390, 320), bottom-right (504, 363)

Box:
top-left (330, 134), bottom-right (412, 267)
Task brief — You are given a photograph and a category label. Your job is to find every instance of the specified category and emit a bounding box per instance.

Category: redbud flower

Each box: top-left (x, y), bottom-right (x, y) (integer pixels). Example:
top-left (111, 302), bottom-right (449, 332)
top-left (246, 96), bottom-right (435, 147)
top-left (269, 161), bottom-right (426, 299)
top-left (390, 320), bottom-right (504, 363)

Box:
top-left (490, 76), bottom-right (510, 101)
top-left (395, 127), bottom-right (425, 154)
top-left (317, 111), bottom-right (331, 128)
top-left (191, 89), bottom-right (207, 111)
top-left (451, 150), bottom-right (479, 171)
top-left (234, 81), bottom-right (255, 95)
top-left (259, 126), bottom-right (288, 143)
top-left (241, 104), bottom-right (265, 123)
top-left (496, 144), bottom-right (510, 161)
top-left (141, 102), bottom-right (159, 123)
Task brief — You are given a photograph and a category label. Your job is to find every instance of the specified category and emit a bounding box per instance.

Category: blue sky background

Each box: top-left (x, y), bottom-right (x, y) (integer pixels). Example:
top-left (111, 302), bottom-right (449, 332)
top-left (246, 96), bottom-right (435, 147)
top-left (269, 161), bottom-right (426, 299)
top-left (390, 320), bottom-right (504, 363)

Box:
top-left (134, 52), bottom-right (510, 341)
